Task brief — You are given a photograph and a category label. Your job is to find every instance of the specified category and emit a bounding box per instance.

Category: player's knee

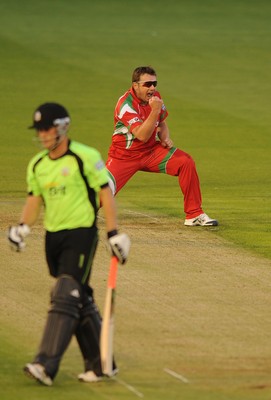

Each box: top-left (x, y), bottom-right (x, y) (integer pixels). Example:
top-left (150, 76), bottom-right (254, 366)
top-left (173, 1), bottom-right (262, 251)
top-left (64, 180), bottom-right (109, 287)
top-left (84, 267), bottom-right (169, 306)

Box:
top-left (169, 151), bottom-right (196, 177)
top-left (80, 292), bottom-right (101, 321)
top-left (179, 152), bottom-right (196, 170)
top-left (50, 275), bottom-right (82, 319)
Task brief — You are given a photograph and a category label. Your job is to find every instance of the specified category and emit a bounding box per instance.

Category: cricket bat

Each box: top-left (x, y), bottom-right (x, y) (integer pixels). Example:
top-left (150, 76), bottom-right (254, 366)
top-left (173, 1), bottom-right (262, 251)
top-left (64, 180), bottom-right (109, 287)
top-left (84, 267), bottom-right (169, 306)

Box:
top-left (100, 256), bottom-right (119, 376)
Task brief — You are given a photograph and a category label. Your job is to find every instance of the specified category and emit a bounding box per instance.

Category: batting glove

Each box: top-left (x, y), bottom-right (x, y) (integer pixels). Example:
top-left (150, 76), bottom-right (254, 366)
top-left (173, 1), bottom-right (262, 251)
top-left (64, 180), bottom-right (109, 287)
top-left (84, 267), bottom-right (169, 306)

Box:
top-left (107, 230), bottom-right (131, 264)
top-left (8, 223), bottom-right (30, 252)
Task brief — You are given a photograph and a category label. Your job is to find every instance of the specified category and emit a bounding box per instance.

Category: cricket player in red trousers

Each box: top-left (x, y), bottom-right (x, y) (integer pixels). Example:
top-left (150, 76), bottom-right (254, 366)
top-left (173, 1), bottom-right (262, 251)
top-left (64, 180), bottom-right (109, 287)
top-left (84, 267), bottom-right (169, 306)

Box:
top-left (106, 66), bottom-right (218, 226)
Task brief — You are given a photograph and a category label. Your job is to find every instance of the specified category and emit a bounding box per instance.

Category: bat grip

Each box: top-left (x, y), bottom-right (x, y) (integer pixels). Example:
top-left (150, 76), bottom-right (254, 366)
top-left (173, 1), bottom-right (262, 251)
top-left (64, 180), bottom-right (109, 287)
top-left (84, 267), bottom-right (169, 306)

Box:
top-left (108, 256), bottom-right (118, 289)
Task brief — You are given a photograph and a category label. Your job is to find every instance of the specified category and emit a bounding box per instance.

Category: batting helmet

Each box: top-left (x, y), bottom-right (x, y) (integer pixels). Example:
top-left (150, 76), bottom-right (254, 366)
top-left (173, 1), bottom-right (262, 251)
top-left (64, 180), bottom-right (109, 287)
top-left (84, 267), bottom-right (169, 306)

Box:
top-left (29, 102), bottom-right (71, 135)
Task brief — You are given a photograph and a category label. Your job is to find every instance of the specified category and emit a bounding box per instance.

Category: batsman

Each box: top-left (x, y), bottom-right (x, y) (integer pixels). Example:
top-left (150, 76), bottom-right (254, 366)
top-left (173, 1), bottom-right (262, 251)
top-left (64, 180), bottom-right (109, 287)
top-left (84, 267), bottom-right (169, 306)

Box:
top-left (8, 103), bottom-right (131, 386)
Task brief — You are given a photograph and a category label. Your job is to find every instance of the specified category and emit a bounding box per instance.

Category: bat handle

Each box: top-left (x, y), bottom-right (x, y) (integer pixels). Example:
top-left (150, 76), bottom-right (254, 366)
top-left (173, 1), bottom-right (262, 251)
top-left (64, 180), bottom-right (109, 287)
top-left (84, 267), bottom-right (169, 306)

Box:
top-left (108, 256), bottom-right (118, 289)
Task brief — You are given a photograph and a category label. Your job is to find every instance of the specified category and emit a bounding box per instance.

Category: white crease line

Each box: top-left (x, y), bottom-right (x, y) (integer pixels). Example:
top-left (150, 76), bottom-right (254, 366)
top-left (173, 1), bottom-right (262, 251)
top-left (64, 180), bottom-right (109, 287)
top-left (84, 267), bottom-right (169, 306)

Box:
top-left (122, 209), bottom-right (160, 221)
top-left (98, 209), bottom-right (161, 223)
top-left (113, 376), bottom-right (144, 398)
top-left (164, 368), bottom-right (190, 383)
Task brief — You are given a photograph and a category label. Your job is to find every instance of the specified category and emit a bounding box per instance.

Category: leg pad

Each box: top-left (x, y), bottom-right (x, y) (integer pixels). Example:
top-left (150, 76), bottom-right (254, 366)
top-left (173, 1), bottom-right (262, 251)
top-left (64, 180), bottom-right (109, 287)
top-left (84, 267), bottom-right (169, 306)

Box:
top-left (34, 276), bottom-right (82, 378)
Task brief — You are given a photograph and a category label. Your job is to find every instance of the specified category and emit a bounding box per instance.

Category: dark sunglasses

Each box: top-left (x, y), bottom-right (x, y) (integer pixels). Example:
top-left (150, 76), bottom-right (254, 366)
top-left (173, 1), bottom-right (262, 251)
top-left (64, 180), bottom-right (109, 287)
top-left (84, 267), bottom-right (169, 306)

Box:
top-left (137, 80), bottom-right (158, 88)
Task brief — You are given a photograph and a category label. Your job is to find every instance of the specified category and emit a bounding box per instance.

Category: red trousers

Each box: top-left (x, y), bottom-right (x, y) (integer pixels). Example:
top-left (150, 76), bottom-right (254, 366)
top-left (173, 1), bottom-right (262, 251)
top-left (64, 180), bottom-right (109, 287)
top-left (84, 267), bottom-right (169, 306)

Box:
top-left (106, 143), bottom-right (203, 218)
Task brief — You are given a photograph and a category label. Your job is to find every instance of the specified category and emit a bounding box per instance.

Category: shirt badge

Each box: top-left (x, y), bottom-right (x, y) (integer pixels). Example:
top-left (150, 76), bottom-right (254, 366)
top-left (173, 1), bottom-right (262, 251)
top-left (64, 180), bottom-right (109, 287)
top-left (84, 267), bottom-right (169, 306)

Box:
top-left (95, 160), bottom-right (105, 171)
top-left (61, 167), bottom-right (70, 176)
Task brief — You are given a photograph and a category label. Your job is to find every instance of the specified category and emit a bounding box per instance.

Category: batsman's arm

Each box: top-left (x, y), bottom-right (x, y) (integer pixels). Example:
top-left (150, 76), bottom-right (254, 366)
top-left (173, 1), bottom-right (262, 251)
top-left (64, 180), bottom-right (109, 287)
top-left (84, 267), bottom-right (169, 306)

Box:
top-left (99, 186), bottom-right (118, 234)
top-left (20, 195), bottom-right (43, 226)
top-left (100, 185), bottom-right (131, 264)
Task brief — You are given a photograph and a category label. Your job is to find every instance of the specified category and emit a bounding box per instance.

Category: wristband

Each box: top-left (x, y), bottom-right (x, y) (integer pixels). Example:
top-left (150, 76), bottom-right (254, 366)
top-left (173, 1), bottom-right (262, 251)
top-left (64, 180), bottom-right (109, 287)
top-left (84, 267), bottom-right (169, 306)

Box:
top-left (107, 229), bottom-right (118, 239)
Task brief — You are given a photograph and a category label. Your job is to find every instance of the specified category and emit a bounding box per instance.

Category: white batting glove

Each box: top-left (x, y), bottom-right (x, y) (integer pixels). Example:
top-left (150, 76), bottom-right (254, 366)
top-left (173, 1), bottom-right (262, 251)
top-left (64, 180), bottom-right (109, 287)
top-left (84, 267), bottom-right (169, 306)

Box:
top-left (107, 230), bottom-right (131, 264)
top-left (8, 224), bottom-right (30, 252)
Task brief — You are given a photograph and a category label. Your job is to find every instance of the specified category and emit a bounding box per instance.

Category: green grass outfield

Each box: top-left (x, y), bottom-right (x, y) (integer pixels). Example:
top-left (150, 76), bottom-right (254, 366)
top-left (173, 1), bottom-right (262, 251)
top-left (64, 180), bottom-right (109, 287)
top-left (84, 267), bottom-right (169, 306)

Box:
top-left (0, 1), bottom-right (271, 399)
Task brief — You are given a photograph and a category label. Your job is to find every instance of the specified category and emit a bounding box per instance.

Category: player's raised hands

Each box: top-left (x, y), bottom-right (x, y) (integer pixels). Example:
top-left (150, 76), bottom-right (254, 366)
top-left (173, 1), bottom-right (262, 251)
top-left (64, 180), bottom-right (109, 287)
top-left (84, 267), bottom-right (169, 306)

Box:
top-left (149, 95), bottom-right (163, 112)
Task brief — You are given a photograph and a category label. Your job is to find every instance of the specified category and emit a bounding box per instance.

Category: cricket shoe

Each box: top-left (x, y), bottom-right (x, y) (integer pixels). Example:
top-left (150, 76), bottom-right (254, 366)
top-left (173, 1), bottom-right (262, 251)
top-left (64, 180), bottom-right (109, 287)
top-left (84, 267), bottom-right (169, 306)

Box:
top-left (78, 368), bottom-right (119, 383)
top-left (23, 363), bottom-right (53, 386)
top-left (184, 213), bottom-right (218, 227)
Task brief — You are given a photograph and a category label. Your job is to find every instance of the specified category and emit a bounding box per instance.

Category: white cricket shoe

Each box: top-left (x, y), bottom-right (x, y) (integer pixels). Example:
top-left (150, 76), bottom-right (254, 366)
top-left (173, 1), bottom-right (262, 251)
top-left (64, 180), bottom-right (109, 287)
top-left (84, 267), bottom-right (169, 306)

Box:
top-left (184, 213), bottom-right (218, 227)
top-left (24, 363), bottom-right (52, 386)
top-left (78, 367), bottom-right (119, 383)
top-left (78, 371), bottom-right (102, 383)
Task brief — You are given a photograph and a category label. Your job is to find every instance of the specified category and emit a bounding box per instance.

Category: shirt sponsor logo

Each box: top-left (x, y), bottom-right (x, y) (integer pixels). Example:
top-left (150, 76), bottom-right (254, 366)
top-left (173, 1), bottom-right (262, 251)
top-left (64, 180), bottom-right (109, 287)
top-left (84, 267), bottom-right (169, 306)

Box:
top-left (128, 117), bottom-right (140, 125)
top-left (48, 185), bottom-right (66, 196)
top-left (95, 160), bottom-right (105, 171)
